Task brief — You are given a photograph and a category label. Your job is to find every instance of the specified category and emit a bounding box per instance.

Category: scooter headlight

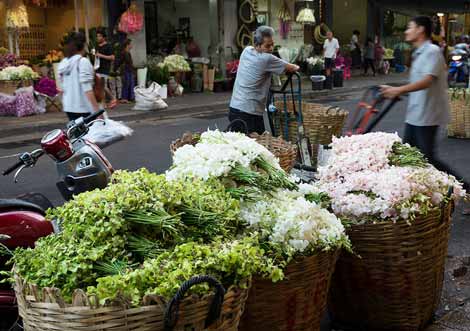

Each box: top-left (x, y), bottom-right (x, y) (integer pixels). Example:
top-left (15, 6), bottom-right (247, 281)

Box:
top-left (452, 55), bottom-right (463, 61)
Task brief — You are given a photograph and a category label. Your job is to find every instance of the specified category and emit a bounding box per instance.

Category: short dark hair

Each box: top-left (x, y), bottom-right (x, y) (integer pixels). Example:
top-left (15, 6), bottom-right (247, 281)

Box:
top-left (96, 28), bottom-right (107, 38)
top-left (411, 16), bottom-right (432, 39)
top-left (353, 30), bottom-right (360, 35)
top-left (64, 32), bottom-right (86, 57)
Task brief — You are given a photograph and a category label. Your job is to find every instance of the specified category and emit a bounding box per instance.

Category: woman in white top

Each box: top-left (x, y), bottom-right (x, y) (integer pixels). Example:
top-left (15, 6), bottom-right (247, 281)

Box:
top-left (57, 32), bottom-right (101, 121)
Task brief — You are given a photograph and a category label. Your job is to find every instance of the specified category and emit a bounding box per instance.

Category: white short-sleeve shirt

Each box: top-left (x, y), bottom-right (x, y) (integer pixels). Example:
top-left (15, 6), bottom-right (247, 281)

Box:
top-left (324, 38), bottom-right (340, 59)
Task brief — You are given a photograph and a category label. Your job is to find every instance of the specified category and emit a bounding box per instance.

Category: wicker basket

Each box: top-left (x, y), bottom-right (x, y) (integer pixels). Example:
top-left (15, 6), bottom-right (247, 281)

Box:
top-left (273, 101), bottom-right (348, 167)
top-left (0, 79), bottom-right (32, 95)
top-left (249, 132), bottom-right (297, 172)
top-left (170, 132), bottom-right (298, 173)
top-left (448, 90), bottom-right (470, 138)
top-left (239, 250), bottom-right (340, 331)
top-left (15, 274), bottom-right (250, 331)
top-left (328, 203), bottom-right (452, 331)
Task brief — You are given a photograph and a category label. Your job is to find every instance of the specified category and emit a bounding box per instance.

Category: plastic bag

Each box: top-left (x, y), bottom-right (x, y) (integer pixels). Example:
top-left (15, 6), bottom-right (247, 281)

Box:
top-left (83, 115), bottom-right (133, 148)
top-left (133, 82), bottom-right (168, 111)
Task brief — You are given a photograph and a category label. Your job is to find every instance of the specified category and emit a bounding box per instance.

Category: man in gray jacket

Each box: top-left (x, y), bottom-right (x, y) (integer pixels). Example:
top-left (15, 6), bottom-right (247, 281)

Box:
top-left (58, 32), bottom-right (101, 121)
top-left (229, 26), bottom-right (299, 134)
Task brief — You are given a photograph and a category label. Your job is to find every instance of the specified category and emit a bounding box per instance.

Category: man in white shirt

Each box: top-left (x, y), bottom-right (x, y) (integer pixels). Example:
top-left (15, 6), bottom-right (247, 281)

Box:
top-left (323, 31), bottom-right (340, 78)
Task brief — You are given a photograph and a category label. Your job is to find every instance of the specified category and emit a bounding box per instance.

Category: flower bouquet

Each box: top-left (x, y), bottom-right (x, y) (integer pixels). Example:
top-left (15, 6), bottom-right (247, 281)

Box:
top-left (0, 65), bottom-right (38, 95)
top-left (168, 130), bottom-right (350, 331)
top-left (43, 50), bottom-right (64, 66)
top-left (0, 53), bottom-right (17, 70)
top-left (34, 77), bottom-right (57, 97)
top-left (158, 54), bottom-right (191, 73)
top-left (306, 56), bottom-right (325, 75)
top-left (320, 132), bottom-right (464, 331)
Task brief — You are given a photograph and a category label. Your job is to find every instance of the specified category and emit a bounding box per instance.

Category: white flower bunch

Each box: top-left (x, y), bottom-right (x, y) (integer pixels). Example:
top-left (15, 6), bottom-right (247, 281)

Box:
top-left (306, 56), bottom-right (325, 66)
top-left (0, 65), bottom-right (38, 81)
top-left (240, 189), bottom-right (348, 253)
top-left (158, 54), bottom-right (191, 73)
top-left (316, 132), bottom-right (465, 222)
top-left (166, 130), bottom-right (280, 181)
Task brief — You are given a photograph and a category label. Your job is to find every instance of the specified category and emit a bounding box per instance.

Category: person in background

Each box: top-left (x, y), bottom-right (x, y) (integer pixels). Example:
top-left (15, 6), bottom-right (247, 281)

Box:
top-left (374, 35), bottom-right (385, 74)
top-left (120, 39), bottom-right (135, 103)
top-left (323, 31), bottom-right (340, 78)
top-left (363, 37), bottom-right (376, 76)
top-left (229, 25), bottom-right (299, 134)
top-left (350, 30), bottom-right (362, 69)
top-left (95, 28), bottom-right (117, 108)
top-left (57, 32), bottom-right (101, 121)
top-left (381, 16), bottom-right (470, 193)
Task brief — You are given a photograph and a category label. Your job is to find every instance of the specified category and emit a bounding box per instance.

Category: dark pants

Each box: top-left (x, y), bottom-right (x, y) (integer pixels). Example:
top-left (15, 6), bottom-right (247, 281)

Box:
top-left (65, 112), bottom-right (91, 121)
top-left (122, 69), bottom-right (135, 101)
top-left (404, 123), bottom-right (469, 190)
top-left (364, 58), bottom-right (376, 75)
top-left (228, 108), bottom-right (264, 134)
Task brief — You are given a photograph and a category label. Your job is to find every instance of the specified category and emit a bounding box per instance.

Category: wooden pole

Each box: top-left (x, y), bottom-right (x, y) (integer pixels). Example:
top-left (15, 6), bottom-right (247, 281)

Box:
top-left (83, 0), bottom-right (90, 47)
top-left (74, 0), bottom-right (79, 32)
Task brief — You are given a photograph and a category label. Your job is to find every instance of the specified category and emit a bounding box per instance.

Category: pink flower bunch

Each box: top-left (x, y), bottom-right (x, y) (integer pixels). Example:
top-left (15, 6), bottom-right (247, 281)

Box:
top-left (316, 133), bottom-right (465, 222)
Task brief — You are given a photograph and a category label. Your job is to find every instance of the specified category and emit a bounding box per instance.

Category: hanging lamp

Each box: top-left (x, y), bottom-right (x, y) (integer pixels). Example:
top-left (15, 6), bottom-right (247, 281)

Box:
top-left (296, 0), bottom-right (316, 25)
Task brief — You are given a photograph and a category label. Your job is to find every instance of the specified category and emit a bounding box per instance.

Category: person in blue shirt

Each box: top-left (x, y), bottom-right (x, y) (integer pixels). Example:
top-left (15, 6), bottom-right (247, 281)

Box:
top-left (229, 26), bottom-right (299, 134)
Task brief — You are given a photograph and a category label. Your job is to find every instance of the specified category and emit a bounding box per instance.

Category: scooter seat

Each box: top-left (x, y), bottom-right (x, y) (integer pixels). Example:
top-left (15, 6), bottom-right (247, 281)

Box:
top-left (0, 199), bottom-right (46, 215)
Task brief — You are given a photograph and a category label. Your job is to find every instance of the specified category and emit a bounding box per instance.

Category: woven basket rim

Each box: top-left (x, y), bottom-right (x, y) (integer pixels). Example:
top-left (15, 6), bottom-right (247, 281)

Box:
top-left (14, 272), bottom-right (250, 309)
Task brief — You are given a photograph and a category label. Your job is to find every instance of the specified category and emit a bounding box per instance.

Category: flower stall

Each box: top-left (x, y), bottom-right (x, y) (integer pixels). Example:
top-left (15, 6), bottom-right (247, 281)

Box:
top-left (9, 129), bottom-right (349, 331)
top-left (315, 132), bottom-right (464, 331)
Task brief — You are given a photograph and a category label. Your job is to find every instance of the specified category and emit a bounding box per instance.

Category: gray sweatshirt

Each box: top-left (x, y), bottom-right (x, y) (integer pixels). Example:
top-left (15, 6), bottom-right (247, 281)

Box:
top-left (58, 54), bottom-right (95, 114)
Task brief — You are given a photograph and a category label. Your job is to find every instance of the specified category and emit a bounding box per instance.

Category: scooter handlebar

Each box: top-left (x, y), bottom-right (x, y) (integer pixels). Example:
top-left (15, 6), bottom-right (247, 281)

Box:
top-left (84, 109), bottom-right (105, 125)
top-left (3, 160), bottom-right (24, 176)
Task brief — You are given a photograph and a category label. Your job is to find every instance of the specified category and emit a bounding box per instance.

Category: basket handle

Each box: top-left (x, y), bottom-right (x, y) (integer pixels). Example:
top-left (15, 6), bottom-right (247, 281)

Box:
top-left (164, 275), bottom-right (226, 331)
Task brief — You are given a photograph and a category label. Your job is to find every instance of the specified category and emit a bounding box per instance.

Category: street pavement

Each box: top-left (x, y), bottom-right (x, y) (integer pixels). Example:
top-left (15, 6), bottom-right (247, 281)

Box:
top-left (1, 75), bottom-right (469, 330)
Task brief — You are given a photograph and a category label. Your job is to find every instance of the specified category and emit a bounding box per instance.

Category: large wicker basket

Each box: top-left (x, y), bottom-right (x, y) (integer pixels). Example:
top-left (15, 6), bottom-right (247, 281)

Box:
top-left (328, 203), bottom-right (452, 331)
top-left (239, 250), bottom-right (340, 331)
top-left (448, 89), bottom-right (470, 138)
top-left (0, 79), bottom-right (32, 95)
top-left (273, 101), bottom-right (348, 167)
top-left (170, 132), bottom-right (298, 173)
top-left (15, 274), bottom-right (250, 331)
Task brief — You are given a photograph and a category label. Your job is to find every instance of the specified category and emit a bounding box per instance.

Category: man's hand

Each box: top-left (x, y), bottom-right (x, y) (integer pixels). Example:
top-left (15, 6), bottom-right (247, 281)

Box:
top-left (95, 52), bottom-right (103, 59)
top-left (286, 63), bottom-right (300, 73)
top-left (380, 85), bottom-right (403, 99)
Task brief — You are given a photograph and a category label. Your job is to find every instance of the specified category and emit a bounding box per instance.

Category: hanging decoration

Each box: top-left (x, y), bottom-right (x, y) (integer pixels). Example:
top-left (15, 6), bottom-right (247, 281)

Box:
top-left (277, 1), bottom-right (292, 40)
top-left (296, 0), bottom-right (316, 25)
top-left (118, 2), bottom-right (144, 34)
top-left (6, 0), bottom-right (29, 31)
top-left (236, 0), bottom-right (257, 48)
top-left (314, 23), bottom-right (330, 44)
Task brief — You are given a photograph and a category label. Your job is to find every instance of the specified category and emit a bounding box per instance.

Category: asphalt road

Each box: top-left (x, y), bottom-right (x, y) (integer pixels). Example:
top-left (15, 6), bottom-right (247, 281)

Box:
top-left (1, 94), bottom-right (470, 259)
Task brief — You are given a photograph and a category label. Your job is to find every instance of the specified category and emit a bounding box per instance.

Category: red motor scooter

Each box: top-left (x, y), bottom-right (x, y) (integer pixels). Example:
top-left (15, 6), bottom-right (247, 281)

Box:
top-left (0, 109), bottom-right (113, 330)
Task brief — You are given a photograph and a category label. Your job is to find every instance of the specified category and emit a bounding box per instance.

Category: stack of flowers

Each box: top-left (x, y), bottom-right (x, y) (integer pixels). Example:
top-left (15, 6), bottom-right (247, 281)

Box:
top-left (158, 54), bottom-right (191, 73)
top-left (43, 50), bottom-right (64, 65)
top-left (0, 53), bottom-right (17, 70)
top-left (0, 65), bottom-right (39, 81)
top-left (316, 132), bottom-right (465, 223)
top-left (167, 130), bottom-right (349, 259)
top-left (34, 77), bottom-right (57, 96)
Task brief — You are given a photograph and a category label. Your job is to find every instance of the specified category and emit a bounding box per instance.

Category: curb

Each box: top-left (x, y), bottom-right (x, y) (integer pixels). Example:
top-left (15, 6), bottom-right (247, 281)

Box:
top-left (0, 81), bottom-right (406, 140)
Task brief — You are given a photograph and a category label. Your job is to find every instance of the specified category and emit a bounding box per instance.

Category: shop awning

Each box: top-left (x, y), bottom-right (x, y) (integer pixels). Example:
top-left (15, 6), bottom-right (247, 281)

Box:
top-left (372, 0), bottom-right (470, 14)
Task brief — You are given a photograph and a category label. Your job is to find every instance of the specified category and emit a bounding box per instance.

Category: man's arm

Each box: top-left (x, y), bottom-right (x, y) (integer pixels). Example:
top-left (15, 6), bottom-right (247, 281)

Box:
top-left (381, 75), bottom-right (434, 99)
top-left (285, 63), bottom-right (300, 73)
top-left (85, 90), bottom-right (101, 112)
top-left (96, 53), bottom-right (115, 61)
